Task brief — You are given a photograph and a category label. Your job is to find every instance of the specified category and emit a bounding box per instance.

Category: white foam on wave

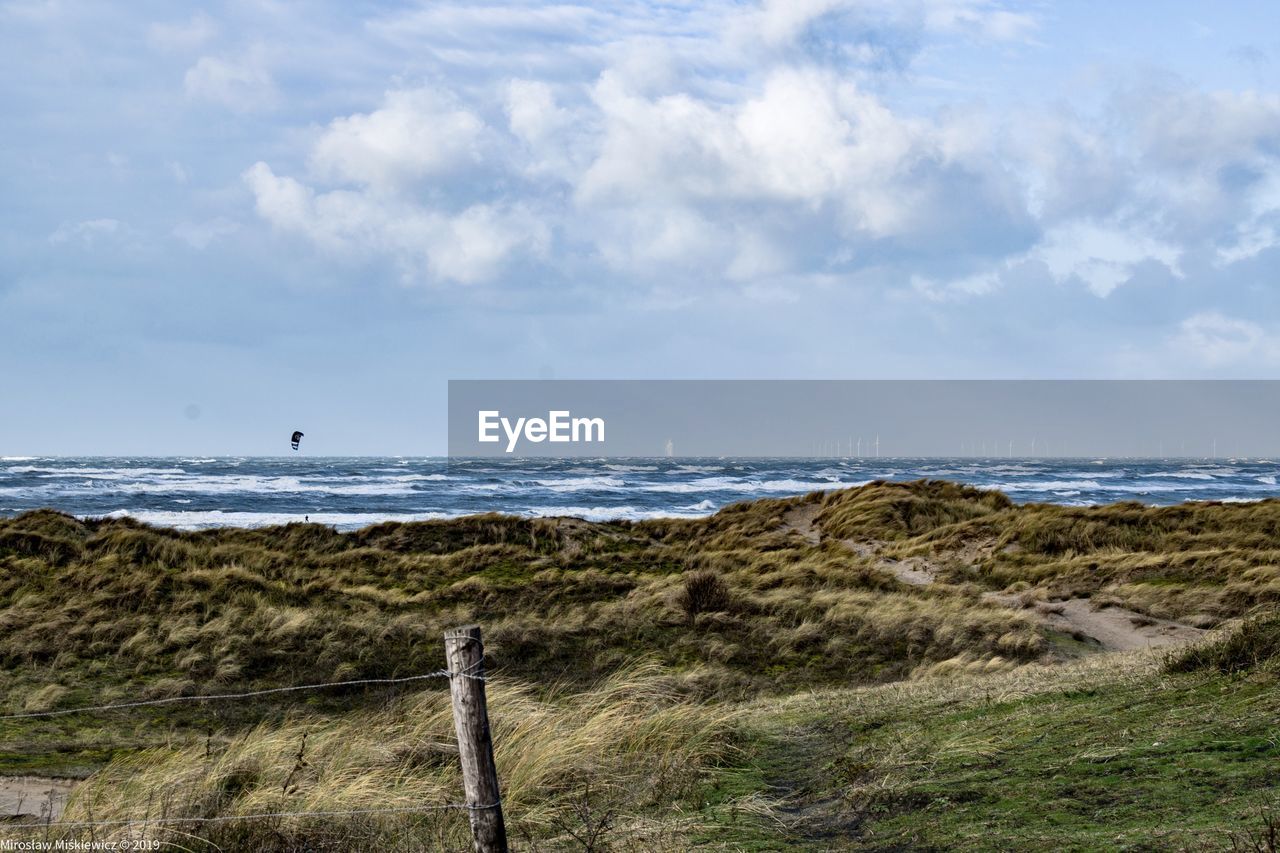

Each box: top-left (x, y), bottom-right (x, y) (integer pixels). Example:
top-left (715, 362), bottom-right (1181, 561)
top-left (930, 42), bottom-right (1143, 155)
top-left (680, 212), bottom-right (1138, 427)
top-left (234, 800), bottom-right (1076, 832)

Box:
top-left (97, 509), bottom-right (456, 531)
top-left (531, 476), bottom-right (627, 491)
top-left (644, 477), bottom-right (868, 494)
top-left (381, 474), bottom-right (449, 482)
top-left (992, 480), bottom-right (1104, 491)
top-left (670, 465), bottom-right (725, 474)
top-left (92, 502), bottom-right (723, 530)
top-left (516, 505), bottom-right (715, 522)
top-left (1258, 475), bottom-right (1278, 485)
top-left (9, 466), bottom-right (188, 477)
top-left (2, 474), bottom-right (426, 497)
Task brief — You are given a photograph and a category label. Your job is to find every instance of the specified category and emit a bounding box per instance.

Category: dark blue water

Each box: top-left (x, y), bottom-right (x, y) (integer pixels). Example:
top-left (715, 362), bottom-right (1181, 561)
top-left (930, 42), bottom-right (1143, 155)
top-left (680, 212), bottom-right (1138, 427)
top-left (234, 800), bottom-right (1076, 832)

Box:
top-left (1, 456), bottom-right (1277, 530)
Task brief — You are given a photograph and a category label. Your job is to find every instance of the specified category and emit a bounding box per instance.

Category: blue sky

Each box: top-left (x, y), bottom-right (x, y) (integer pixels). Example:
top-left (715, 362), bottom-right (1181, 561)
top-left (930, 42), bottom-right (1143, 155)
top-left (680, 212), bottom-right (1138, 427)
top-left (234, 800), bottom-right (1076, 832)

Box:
top-left (4, 0), bottom-right (1280, 454)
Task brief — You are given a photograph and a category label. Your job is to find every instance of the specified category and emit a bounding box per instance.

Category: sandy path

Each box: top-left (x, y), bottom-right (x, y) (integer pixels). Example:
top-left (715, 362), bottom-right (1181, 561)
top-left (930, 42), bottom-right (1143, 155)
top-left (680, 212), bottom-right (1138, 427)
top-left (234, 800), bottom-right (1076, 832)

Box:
top-left (780, 504), bottom-right (822, 545)
top-left (988, 594), bottom-right (1206, 651)
top-left (0, 777), bottom-right (75, 821)
top-left (1030, 598), bottom-right (1205, 651)
top-left (873, 556), bottom-right (936, 586)
top-left (793, 514), bottom-right (1205, 653)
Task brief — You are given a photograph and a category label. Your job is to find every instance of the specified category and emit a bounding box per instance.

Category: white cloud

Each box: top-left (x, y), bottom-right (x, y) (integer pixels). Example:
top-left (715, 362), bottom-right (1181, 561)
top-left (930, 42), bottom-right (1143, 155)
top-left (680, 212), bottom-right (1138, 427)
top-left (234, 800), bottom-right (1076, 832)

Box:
top-left (243, 163), bottom-right (548, 285)
top-left (1036, 221), bottom-right (1183, 297)
top-left (748, 0), bottom-right (849, 47)
top-left (506, 80), bottom-right (569, 148)
top-left (1128, 87), bottom-right (1280, 173)
top-left (1216, 171), bottom-right (1280, 264)
top-left (231, 1), bottom-right (1280, 314)
top-left (184, 51), bottom-right (275, 111)
top-left (734, 0), bottom-right (1037, 51)
top-left (584, 66), bottom-right (901, 208)
top-left (1173, 312), bottom-right (1279, 366)
top-left (573, 65), bottom-right (1031, 278)
top-left (48, 218), bottom-right (123, 246)
top-left (924, 2), bottom-right (1036, 41)
top-left (172, 217), bottom-right (239, 250)
top-left (310, 88), bottom-right (485, 192)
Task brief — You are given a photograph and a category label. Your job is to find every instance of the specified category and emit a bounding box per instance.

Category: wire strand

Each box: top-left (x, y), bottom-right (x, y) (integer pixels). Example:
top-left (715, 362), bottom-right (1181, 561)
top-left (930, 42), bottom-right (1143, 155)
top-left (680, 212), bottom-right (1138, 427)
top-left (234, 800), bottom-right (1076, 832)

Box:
top-left (0, 802), bottom-right (500, 831)
top-left (0, 667), bottom-right (486, 721)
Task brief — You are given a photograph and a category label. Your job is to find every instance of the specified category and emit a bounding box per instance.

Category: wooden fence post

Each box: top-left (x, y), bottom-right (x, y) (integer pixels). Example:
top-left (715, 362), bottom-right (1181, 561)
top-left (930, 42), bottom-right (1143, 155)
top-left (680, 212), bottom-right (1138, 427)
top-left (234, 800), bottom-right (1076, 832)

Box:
top-left (444, 625), bottom-right (508, 853)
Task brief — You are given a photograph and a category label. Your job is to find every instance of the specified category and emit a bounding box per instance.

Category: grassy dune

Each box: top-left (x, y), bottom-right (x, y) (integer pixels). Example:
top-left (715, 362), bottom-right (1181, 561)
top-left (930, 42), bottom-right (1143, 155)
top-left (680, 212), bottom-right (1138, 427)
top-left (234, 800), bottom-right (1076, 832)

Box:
top-left (716, 619), bottom-right (1280, 850)
top-left (2, 480), bottom-right (1280, 848)
top-left (62, 663), bottom-right (742, 850)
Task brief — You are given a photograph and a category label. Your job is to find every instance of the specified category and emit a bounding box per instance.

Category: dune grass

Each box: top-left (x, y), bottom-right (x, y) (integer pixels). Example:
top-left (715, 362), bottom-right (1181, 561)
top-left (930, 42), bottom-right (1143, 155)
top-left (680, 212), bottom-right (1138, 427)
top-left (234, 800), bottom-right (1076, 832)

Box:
top-left (16, 634), bottom-right (1280, 850)
top-left (3, 479), bottom-right (1280, 772)
top-left (0, 483), bottom-right (1052, 726)
top-left (20, 663), bottom-right (739, 850)
top-left (702, 641), bottom-right (1280, 850)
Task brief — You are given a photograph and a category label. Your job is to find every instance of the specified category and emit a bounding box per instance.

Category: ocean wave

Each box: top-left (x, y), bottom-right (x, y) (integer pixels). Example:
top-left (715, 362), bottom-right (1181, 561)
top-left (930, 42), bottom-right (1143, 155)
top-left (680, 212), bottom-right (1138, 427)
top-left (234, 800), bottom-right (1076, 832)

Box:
top-left (98, 509), bottom-right (455, 531)
top-left (533, 476), bottom-right (627, 490)
top-left (514, 505), bottom-right (716, 522)
top-left (382, 474), bottom-right (450, 482)
top-left (1139, 471), bottom-right (1215, 480)
top-left (4, 457), bottom-right (1279, 530)
top-left (989, 480), bottom-right (1104, 491)
top-left (1, 476), bottom-right (423, 497)
top-left (645, 477), bottom-right (867, 494)
top-left (8, 466), bottom-right (189, 476)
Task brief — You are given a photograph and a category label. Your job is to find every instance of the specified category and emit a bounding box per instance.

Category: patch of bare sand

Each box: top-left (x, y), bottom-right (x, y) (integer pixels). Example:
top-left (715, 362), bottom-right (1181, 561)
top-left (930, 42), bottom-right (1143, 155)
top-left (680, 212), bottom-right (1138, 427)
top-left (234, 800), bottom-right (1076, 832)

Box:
top-left (989, 593), bottom-right (1206, 652)
top-left (780, 504), bottom-right (822, 545)
top-left (0, 777), bottom-right (75, 821)
top-left (873, 556), bottom-right (936, 586)
top-left (798, 521), bottom-right (1203, 653)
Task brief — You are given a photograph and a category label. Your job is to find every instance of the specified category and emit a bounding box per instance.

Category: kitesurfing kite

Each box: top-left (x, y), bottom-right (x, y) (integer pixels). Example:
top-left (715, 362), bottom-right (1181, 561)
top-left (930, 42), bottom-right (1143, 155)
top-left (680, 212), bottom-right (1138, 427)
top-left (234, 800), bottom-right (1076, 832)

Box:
top-left (290, 430), bottom-right (304, 451)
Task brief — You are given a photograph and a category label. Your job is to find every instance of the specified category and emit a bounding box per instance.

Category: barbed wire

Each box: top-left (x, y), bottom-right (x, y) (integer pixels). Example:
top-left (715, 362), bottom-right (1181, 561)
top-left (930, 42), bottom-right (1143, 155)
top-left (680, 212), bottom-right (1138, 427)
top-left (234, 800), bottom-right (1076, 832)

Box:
top-left (0, 664), bottom-right (486, 721)
top-left (1, 802), bottom-right (501, 831)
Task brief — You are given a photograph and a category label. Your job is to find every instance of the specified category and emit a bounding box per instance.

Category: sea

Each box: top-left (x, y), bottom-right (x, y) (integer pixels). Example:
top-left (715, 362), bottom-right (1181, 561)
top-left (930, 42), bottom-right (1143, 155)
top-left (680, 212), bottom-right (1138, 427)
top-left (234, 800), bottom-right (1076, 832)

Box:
top-left (1, 456), bottom-right (1278, 531)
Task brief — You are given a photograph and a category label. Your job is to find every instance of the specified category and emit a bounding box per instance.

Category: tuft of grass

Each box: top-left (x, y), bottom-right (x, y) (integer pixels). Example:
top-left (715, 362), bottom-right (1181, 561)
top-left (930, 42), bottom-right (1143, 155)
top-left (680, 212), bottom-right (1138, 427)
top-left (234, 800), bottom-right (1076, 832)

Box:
top-left (815, 479), bottom-right (1013, 542)
top-left (677, 571), bottom-right (732, 622)
top-left (29, 663), bottom-right (740, 850)
top-left (1166, 613), bottom-right (1280, 674)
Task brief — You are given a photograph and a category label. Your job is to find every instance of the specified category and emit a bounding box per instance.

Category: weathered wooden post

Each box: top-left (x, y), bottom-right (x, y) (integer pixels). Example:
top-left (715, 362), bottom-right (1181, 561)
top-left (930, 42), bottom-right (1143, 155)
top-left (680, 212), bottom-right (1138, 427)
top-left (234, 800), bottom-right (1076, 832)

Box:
top-left (444, 625), bottom-right (508, 853)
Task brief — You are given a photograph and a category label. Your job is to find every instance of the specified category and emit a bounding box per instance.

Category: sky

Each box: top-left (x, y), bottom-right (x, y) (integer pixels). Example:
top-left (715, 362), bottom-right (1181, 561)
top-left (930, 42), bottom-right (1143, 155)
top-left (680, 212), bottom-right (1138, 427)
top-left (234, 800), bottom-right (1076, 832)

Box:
top-left (4, 0), bottom-right (1280, 454)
